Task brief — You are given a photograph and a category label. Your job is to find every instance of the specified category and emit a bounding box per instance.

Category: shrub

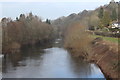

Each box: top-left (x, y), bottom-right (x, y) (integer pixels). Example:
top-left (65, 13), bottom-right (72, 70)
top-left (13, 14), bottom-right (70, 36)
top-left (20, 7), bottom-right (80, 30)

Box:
top-left (64, 22), bottom-right (92, 59)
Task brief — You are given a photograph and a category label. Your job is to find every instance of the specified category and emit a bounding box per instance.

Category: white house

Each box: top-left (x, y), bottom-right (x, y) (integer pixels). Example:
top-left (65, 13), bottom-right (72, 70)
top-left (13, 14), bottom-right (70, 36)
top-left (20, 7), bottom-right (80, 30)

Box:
top-left (111, 22), bottom-right (120, 29)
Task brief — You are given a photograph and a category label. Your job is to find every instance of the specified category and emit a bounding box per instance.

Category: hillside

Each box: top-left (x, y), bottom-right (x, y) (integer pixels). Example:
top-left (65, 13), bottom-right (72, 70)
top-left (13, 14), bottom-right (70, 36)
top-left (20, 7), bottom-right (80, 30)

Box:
top-left (52, 1), bottom-right (119, 36)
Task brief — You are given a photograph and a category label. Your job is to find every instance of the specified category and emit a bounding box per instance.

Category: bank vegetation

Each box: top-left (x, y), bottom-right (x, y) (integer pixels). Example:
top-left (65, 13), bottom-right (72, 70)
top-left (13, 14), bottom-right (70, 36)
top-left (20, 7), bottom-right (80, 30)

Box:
top-left (1, 13), bottom-right (54, 54)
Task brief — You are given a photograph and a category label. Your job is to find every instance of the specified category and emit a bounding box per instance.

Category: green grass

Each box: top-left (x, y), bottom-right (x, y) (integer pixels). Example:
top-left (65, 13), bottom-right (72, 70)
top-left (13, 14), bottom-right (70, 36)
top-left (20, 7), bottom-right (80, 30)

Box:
top-left (91, 35), bottom-right (120, 44)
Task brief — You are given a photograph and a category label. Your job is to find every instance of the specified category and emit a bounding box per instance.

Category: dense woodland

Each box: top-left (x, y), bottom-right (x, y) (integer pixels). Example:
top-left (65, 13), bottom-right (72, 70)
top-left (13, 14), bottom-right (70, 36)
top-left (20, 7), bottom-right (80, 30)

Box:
top-left (1, 13), bottom-right (54, 54)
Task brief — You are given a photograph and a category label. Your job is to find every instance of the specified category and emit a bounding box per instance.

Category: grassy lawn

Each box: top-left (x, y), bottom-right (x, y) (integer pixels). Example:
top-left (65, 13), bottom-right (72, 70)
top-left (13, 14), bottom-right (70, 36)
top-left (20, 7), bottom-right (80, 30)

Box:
top-left (91, 35), bottom-right (120, 44)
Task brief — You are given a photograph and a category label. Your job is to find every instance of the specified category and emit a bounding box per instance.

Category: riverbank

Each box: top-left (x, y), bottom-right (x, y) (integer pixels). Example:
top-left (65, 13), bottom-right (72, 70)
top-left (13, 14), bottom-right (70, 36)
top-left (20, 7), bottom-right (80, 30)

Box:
top-left (90, 38), bottom-right (119, 79)
top-left (65, 37), bottom-right (119, 79)
top-left (2, 38), bottom-right (54, 54)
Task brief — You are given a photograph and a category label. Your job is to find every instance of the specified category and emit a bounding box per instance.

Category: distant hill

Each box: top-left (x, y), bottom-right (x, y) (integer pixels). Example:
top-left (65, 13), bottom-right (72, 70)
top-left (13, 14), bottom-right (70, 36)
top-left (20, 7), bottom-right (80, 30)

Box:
top-left (52, 1), bottom-right (119, 35)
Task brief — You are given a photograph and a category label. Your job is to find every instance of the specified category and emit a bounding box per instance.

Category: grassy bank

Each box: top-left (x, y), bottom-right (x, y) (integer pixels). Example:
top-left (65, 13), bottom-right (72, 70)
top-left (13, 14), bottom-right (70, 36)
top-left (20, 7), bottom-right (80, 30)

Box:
top-left (91, 35), bottom-right (119, 44)
top-left (63, 23), bottom-right (119, 79)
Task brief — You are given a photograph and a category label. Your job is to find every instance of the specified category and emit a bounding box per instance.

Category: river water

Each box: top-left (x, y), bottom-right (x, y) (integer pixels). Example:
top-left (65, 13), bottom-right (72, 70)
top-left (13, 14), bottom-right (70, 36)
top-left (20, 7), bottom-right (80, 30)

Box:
top-left (2, 39), bottom-right (105, 78)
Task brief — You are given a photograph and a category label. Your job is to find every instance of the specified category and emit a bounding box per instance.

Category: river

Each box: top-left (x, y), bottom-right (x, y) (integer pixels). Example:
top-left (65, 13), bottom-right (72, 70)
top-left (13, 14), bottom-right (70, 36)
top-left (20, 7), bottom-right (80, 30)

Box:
top-left (2, 39), bottom-right (105, 78)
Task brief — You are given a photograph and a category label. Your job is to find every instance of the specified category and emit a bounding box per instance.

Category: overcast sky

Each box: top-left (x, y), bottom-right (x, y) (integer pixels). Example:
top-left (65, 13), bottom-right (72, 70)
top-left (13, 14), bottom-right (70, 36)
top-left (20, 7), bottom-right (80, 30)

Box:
top-left (0, 0), bottom-right (119, 20)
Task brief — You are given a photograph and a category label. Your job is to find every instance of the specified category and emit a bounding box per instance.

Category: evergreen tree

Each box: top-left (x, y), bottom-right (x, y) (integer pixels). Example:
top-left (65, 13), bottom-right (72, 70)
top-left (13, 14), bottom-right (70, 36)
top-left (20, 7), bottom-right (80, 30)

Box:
top-left (101, 11), bottom-right (111, 27)
top-left (16, 17), bottom-right (19, 21)
top-left (98, 7), bottom-right (104, 19)
top-left (46, 19), bottom-right (51, 24)
top-left (48, 20), bottom-right (51, 24)
top-left (29, 12), bottom-right (33, 20)
top-left (19, 14), bottom-right (25, 21)
top-left (46, 19), bottom-right (49, 23)
top-left (111, 9), bottom-right (117, 21)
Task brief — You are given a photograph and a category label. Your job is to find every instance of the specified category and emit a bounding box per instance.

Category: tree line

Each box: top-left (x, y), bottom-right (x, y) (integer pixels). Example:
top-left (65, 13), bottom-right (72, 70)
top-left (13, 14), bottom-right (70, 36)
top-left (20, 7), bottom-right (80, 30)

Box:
top-left (1, 13), bottom-right (54, 54)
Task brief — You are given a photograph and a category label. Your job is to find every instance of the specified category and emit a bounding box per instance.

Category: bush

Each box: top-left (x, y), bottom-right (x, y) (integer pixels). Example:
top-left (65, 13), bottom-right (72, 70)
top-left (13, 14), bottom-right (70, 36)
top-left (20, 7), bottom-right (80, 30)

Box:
top-left (64, 22), bottom-right (92, 59)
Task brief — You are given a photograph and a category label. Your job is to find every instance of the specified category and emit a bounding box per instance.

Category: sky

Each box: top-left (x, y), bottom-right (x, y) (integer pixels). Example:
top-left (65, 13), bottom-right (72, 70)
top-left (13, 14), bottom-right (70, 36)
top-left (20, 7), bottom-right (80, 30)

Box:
top-left (0, 0), bottom-right (119, 20)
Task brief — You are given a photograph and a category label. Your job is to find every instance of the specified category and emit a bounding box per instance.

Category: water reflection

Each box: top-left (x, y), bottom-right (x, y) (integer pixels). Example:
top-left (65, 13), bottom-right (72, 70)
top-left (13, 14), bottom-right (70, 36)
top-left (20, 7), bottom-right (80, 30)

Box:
top-left (68, 56), bottom-right (104, 78)
top-left (2, 39), bottom-right (105, 78)
top-left (2, 44), bottom-right (52, 73)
